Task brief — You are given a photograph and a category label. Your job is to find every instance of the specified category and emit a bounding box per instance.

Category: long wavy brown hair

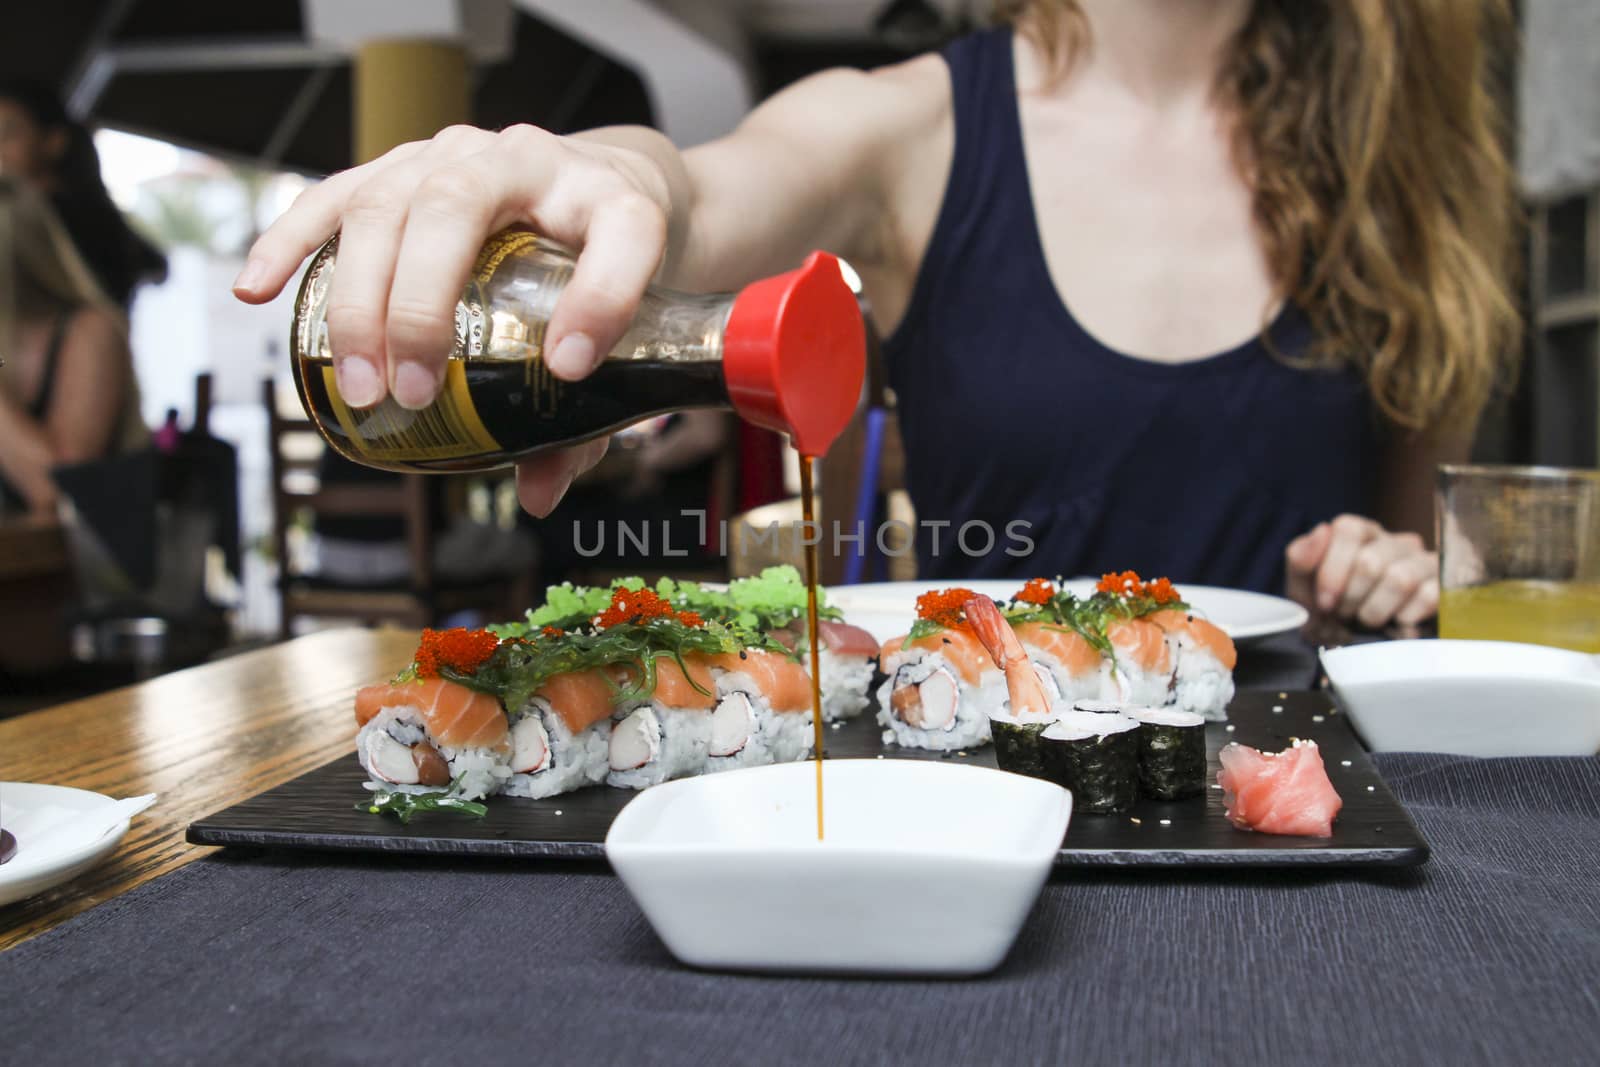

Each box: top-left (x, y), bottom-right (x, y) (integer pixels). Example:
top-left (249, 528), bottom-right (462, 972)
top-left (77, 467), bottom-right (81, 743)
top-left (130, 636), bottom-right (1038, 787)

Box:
top-left (996, 0), bottom-right (1520, 433)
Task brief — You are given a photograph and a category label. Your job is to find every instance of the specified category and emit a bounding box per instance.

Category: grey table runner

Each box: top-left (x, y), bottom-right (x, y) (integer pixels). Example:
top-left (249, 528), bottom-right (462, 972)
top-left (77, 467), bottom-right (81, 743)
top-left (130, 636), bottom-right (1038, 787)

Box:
top-left (6, 750), bottom-right (1598, 1066)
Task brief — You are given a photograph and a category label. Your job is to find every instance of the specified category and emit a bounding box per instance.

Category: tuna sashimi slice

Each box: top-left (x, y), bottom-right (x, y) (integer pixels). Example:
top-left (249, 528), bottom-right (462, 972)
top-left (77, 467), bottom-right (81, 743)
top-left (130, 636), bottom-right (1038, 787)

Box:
top-left (1217, 740), bottom-right (1343, 837)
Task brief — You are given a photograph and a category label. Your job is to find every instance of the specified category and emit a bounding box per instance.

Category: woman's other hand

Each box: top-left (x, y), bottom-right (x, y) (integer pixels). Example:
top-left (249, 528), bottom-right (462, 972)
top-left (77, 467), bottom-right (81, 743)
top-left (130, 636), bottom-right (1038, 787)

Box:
top-left (1284, 514), bottom-right (1438, 629)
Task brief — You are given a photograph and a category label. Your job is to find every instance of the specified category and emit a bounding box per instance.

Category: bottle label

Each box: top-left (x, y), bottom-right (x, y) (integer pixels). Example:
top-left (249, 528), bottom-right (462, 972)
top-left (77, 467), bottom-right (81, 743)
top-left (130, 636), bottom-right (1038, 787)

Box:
top-left (319, 361), bottom-right (502, 462)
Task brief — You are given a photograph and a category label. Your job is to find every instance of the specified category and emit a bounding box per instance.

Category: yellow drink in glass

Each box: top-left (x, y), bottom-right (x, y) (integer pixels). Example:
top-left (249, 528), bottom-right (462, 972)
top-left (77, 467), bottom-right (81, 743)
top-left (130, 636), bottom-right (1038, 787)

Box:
top-left (1438, 580), bottom-right (1600, 653)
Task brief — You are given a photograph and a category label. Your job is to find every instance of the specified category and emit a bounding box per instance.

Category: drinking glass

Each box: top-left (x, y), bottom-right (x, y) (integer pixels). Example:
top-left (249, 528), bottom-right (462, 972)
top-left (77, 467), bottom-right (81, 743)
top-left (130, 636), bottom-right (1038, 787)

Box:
top-left (1436, 465), bottom-right (1600, 652)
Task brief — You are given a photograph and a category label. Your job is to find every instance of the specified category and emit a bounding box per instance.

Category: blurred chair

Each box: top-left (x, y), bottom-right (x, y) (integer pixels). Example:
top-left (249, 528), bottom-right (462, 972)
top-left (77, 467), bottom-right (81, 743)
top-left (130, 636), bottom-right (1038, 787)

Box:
top-left (265, 379), bottom-right (528, 639)
top-left (58, 372), bottom-right (236, 678)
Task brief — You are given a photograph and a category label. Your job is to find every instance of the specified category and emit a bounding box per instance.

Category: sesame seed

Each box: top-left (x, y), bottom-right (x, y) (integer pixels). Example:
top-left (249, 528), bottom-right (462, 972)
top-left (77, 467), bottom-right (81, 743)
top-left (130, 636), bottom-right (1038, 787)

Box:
top-left (1312, 715), bottom-right (1325, 723)
top-left (1225, 724), bottom-right (1236, 732)
top-left (1366, 785), bottom-right (1376, 792)
top-left (1159, 818), bottom-right (1172, 826)
top-left (1211, 783), bottom-right (1223, 790)
top-left (1130, 817), bottom-right (1142, 825)
top-left (1340, 760), bottom-right (1352, 767)
top-left (1278, 692), bottom-right (1287, 699)
top-left (1272, 705), bottom-right (1284, 713)
top-left (554, 809), bottom-right (563, 815)
top-left (831, 722), bottom-right (842, 730)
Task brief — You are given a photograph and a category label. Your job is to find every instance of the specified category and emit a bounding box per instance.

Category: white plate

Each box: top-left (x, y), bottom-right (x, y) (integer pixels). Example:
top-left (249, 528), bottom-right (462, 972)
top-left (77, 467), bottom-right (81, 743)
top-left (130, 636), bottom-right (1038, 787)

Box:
top-left (0, 783), bottom-right (134, 908)
top-left (606, 759), bottom-right (1072, 975)
top-left (827, 579), bottom-right (1307, 645)
top-left (1320, 640), bottom-right (1600, 757)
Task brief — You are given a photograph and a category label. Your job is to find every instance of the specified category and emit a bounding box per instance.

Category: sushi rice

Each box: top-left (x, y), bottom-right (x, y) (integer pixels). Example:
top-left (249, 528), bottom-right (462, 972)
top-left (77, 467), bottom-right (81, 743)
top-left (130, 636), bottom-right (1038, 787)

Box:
top-left (501, 699), bottom-right (611, 799)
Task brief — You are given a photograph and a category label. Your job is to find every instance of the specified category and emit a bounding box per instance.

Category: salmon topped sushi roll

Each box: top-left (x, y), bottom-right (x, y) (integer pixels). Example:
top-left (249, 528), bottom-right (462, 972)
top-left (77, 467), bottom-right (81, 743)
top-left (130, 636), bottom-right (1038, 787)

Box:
top-left (706, 649), bottom-right (815, 770)
top-left (1147, 608), bottom-right (1237, 720)
top-left (876, 589), bottom-right (1005, 751)
top-left (1100, 617), bottom-right (1176, 706)
top-left (354, 673), bottom-right (512, 800)
top-left (502, 669), bottom-right (615, 800)
top-left (608, 655), bottom-right (719, 789)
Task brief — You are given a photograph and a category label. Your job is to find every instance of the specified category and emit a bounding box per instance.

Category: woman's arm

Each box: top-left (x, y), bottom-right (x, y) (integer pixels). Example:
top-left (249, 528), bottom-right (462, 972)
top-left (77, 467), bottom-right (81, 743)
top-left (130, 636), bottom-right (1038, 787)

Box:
top-left (1283, 427), bottom-right (1472, 628)
top-left (0, 309), bottom-right (130, 513)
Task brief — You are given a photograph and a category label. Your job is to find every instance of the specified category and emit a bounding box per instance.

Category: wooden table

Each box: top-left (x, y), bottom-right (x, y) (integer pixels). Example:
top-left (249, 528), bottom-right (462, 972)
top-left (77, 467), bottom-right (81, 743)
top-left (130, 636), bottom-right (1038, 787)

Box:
top-left (0, 627), bottom-right (415, 951)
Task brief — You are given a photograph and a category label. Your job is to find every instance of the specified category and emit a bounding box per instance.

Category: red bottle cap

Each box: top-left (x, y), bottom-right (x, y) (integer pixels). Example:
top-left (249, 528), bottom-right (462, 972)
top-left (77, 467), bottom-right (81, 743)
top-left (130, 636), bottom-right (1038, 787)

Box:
top-left (722, 251), bottom-right (866, 457)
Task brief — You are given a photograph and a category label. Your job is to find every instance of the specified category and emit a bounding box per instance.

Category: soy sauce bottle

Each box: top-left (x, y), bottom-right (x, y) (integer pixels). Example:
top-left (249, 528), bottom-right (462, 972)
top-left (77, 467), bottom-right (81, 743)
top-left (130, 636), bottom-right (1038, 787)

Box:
top-left (290, 229), bottom-right (865, 472)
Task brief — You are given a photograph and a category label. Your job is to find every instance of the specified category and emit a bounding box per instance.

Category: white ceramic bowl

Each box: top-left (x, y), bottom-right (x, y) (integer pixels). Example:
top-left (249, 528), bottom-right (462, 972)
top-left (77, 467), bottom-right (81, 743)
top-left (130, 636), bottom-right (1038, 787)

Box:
top-left (605, 759), bottom-right (1072, 975)
top-left (1321, 639), bottom-right (1600, 757)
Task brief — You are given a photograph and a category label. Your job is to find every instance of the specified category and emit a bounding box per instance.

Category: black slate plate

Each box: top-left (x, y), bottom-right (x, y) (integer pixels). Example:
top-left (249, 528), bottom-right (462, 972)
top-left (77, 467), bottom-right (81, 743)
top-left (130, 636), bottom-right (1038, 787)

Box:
top-left (188, 690), bottom-right (1428, 867)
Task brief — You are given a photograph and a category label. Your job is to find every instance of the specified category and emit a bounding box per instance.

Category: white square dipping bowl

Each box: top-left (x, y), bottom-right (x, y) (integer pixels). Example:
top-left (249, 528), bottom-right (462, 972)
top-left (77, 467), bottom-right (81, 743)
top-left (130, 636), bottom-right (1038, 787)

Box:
top-left (604, 758), bottom-right (1072, 975)
top-left (1321, 639), bottom-right (1600, 757)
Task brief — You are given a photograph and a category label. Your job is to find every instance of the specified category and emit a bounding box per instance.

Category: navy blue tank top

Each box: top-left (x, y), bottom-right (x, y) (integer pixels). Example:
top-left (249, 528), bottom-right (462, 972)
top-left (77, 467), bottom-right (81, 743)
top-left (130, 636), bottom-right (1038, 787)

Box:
top-left (883, 29), bottom-right (1380, 593)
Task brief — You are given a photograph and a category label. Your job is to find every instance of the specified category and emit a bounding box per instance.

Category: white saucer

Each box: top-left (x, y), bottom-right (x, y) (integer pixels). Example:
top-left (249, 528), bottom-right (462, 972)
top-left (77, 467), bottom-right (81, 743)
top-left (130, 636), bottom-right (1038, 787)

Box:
top-left (828, 579), bottom-right (1308, 646)
top-left (0, 783), bottom-right (135, 908)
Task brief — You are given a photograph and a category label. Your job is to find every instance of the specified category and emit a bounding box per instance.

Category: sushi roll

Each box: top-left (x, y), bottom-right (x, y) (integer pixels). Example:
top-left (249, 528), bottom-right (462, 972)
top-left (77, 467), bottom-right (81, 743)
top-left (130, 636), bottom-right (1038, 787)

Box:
top-left (1071, 699), bottom-right (1130, 716)
top-left (1127, 707), bottom-right (1207, 799)
top-left (1147, 609), bottom-right (1237, 720)
top-left (705, 649), bottom-right (815, 771)
top-left (1013, 623), bottom-right (1103, 705)
top-left (1040, 710), bottom-right (1141, 814)
top-left (1100, 618), bottom-right (1176, 706)
top-left (607, 656), bottom-right (718, 789)
top-left (608, 650), bottom-right (817, 788)
top-left (876, 627), bottom-right (1001, 751)
top-left (353, 677), bottom-right (513, 801)
top-left (502, 670), bottom-right (614, 799)
top-left (811, 620), bottom-right (880, 722)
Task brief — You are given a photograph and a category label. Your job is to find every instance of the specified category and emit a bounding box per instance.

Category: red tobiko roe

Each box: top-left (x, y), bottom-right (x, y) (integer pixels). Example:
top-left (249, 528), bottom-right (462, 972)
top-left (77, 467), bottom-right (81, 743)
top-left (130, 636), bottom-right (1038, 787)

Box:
top-left (1146, 577), bottom-right (1181, 605)
top-left (1095, 570), bottom-right (1182, 604)
top-left (916, 587), bottom-right (980, 630)
top-left (594, 587), bottom-right (705, 629)
top-left (1097, 570), bottom-right (1144, 597)
top-left (414, 627), bottom-right (500, 678)
top-left (1015, 577), bottom-right (1055, 605)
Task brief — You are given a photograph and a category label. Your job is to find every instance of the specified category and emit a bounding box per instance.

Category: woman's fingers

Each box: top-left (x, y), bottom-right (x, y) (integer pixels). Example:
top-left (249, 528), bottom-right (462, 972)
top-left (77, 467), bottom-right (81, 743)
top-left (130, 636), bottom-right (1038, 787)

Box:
top-left (1313, 514), bottom-right (1381, 613)
top-left (232, 142), bottom-right (425, 303)
top-left (1353, 550), bottom-right (1436, 629)
top-left (1284, 522), bottom-right (1332, 610)
top-left (515, 439), bottom-right (610, 518)
top-left (1395, 575), bottom-right (1441, 626)
top-left (541, 190), bottom-right (668, 380)
top-left (1335, 534), bottom-right (1416, 621)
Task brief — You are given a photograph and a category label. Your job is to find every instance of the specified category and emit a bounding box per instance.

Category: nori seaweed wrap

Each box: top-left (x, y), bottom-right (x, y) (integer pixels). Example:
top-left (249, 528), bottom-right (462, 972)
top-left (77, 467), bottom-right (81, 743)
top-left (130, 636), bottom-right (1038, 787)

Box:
top-left (990, 715), bottom-right (1052, 779)
top-left (1041, 711), bottom-right (1140, 813)
top-left (1128, 707), bottom-right (1207, 800)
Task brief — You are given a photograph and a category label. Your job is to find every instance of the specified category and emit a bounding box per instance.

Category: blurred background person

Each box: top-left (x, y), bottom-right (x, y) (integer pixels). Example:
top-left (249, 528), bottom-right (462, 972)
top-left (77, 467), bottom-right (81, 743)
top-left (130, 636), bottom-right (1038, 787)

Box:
top-left (0, 176), bottom-right (147, 515)
top-left (0, 79), bottom-right (167, 308)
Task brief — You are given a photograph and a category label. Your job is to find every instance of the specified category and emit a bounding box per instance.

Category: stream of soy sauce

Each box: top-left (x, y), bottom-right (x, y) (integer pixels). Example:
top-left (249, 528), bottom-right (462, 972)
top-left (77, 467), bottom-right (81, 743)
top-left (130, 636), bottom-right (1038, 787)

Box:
top-left (799, 455), bottom-right (825, 841)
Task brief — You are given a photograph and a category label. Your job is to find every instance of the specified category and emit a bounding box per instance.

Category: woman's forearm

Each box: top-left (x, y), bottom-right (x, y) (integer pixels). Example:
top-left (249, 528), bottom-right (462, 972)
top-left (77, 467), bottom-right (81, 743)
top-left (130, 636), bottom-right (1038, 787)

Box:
top-left (0, 394), bottom-right (61, 512)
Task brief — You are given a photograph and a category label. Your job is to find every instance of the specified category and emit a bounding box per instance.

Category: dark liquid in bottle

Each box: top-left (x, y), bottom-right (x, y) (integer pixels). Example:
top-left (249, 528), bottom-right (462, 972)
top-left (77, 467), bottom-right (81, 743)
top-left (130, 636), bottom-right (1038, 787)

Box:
top-left (800, 455), bottom-right (825, 842)
top-left (295, 355), bottom-right (730, 474)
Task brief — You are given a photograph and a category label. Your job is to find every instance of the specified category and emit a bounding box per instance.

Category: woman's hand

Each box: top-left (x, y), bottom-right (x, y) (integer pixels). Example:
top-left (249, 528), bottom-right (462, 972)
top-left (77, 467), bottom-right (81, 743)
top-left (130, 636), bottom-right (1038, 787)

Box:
top-left (231, 123), bottom-right (674, 515)
top-left (1284, 514), bottom-right (1438, 629)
